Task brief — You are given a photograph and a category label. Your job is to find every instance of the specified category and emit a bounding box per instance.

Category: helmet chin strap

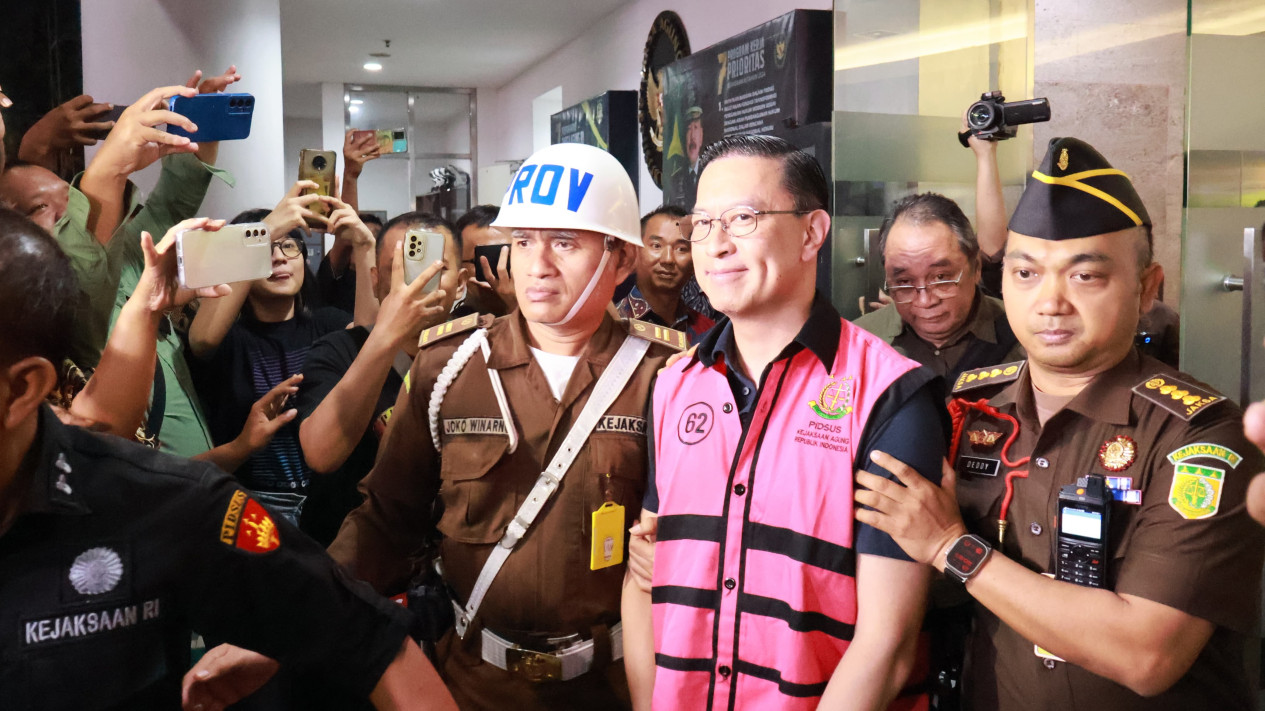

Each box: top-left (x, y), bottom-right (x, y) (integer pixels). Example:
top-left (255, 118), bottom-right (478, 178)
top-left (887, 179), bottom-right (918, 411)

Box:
top-left (541, 236), bottom-right (614, 328)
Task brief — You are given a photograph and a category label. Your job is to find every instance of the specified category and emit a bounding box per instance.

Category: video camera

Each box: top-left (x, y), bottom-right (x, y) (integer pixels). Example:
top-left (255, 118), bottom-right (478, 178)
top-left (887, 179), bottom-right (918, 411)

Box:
top-left (959, 91), bottom-right (1051, 146)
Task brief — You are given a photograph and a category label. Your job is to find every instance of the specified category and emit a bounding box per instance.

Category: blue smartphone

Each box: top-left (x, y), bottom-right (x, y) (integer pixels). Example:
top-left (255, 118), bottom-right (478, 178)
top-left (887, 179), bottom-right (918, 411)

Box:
top-left (166, 93), bottom-right (255, 142)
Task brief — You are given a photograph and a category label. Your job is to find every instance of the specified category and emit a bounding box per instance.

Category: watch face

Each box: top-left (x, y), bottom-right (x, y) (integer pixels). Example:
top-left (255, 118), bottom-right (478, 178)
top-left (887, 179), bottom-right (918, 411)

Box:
top-left (948, 536), bottom-right (988, 577)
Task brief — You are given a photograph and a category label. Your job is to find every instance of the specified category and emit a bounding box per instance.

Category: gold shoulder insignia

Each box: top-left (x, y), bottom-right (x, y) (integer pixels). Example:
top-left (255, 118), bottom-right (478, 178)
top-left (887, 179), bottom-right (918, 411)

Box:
top-left (1132, 373), bottom-right (1225, 421)
top-left (418, 313), bottom-right (482, 349)
top-left (952, 361), bottom-right (1026, 394)
top-left (627, 319), bottom-right (687, 351)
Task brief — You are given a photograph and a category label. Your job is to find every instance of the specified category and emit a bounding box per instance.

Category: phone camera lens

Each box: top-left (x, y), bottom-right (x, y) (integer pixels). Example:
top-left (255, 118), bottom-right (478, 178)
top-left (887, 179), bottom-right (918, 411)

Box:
top-left (311, 155), bottom-right (328, 171)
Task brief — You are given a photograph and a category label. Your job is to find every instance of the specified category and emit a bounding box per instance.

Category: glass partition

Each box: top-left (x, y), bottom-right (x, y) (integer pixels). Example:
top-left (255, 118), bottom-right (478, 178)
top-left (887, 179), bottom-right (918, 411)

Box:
top-left (830, 0), bottom-right (1034, 318)
top-left (344, 84), bottom-right (476, 223)
top-left (1181, 3), bottom-right (1265, 405)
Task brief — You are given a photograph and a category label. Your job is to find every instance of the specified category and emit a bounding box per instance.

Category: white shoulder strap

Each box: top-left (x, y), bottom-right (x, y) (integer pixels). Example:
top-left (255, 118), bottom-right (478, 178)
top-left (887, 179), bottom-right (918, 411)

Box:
top-left (426, 328), bottom-right (520, 454)
top-left (455, 333), bottom-right (651, 637)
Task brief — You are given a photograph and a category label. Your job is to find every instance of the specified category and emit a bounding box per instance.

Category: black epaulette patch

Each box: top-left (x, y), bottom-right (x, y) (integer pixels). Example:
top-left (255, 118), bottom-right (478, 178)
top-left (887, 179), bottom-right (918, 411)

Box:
top-left (418, 313), bottom-right (482, 348)
top-left (627, 319), bottom-right (687, 351)
top-left (952, 361), bottom-right (1025, 393)
top-left (1132, 373), bottom-right (1224, 421)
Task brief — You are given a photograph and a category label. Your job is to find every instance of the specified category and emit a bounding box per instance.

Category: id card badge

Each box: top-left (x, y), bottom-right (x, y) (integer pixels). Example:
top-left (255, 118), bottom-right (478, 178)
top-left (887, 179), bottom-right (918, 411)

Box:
top-left (590, 502), bottom-right (626, 570)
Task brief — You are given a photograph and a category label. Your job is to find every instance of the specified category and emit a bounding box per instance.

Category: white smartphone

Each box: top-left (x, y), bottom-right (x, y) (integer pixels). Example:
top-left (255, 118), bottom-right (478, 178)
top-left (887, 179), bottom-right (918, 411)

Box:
top-left (176, 223), bottom-right (273, 289)
top-left (404, 229), bottom-right (446, 293)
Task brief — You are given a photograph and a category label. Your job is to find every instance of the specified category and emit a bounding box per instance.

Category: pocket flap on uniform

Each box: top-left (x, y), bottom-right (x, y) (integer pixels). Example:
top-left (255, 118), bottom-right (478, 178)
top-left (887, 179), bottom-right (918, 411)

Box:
top-left (439, 433), bottom-right (510, 482)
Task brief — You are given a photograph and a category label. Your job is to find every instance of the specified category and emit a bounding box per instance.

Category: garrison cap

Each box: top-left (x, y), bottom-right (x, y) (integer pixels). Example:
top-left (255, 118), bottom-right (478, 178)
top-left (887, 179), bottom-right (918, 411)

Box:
top-left (1008, 137), bottom-right (1151, 240)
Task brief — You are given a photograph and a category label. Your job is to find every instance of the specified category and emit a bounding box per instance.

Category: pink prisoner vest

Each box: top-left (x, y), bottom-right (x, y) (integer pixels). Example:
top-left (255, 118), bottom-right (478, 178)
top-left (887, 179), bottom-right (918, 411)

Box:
top-left (650, 319), bottom-right (923, 711)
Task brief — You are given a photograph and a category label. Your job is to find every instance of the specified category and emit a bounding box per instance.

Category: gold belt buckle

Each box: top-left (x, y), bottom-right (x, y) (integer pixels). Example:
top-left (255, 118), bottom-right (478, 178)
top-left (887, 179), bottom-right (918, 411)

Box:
top-left (505, 647), bottom-right (563, 682)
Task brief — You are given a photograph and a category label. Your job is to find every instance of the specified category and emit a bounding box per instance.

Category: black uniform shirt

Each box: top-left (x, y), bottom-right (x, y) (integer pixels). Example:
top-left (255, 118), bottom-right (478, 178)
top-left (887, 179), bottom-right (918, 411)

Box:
top-left (0, 406), bottom-right (411, 711)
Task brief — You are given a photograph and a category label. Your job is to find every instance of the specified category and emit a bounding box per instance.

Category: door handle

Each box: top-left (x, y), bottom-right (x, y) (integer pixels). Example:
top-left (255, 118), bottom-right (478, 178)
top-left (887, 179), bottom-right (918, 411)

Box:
top-left (1222, 276), bottom-right (1243, 291)
top-left (1240, 227), bottom-right (1260, 405)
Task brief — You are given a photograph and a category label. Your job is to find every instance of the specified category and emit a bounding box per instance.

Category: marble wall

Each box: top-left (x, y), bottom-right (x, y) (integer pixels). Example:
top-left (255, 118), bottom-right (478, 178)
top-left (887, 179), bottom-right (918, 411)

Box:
top-left (1032, 0), bottom-right (1188, 303)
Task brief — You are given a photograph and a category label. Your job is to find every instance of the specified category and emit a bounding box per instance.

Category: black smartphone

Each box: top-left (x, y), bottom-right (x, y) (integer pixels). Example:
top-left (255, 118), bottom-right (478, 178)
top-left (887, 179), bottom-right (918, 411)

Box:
top-left (86, 105), bottom-right (128, 140)
top-left (473, 244), bottom-right (510, 283)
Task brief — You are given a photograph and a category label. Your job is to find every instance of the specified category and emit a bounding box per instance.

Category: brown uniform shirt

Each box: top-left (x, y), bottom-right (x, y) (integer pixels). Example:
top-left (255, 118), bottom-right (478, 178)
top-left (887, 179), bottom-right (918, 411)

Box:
top-left (329, 311), bottom-right (673, 637)
top-left (950, 351), bottom-right (1265, 711)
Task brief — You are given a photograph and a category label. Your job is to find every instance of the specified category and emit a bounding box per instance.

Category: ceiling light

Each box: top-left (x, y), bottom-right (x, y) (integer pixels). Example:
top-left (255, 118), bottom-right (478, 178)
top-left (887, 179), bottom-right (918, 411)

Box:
top-left (363, 61), bottom-right (383, 72)
top-left (350, 98), bottom-right (364, 105)
top-left (349, 105), bottom-right (360, 114)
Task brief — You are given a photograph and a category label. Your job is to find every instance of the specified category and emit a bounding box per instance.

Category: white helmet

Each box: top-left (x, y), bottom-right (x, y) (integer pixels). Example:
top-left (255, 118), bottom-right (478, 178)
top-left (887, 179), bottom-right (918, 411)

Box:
top-left (492, 143), bottom-right (642, 246)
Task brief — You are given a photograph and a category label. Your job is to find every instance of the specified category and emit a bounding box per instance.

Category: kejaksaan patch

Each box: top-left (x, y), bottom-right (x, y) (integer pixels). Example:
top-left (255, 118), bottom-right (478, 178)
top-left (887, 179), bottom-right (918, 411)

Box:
top-left (1168, 463), bottom-right (1224, 520)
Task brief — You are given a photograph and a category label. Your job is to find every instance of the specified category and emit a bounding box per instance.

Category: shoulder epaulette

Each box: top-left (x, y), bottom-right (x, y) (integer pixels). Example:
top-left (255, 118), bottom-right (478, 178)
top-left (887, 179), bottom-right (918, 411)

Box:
top-left (627, 319), bottom-right (688, 351)
top-left (1132, 373), bottom-right (1225, 421)
top-left (952, 361), bottom-right (1025, 394)
top-left (418, 313), bottom-right (483, 349)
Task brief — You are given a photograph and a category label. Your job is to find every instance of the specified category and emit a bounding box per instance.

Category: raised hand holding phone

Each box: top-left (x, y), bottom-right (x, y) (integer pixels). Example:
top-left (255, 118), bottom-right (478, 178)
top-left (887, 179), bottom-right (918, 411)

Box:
top-left (475, 244), bottom-right (516, 311)
top-left (266, 180), bottom-right (328, 235)
top-left (139, 217), bottom-right (233, 311)
top-left (18, 94), bottom-right (115, 167)
top-left (297, 149), bottom-right (338, 224)
top-left (176, 221), bottom-right (272, 289)
top-left (404, 230), bottom-right (446, 293)
top-left (87, 84), bottom-right (200, 180)
top-left (343, 129), bottom-right (381, 177)
top-left (374, 241), bottom-right (449, 350)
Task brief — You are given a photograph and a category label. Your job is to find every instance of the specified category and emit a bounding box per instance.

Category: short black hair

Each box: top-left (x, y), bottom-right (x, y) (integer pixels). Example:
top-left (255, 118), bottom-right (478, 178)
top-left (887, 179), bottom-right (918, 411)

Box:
top-left (697, 134), bottom-right (829, 212)
top-left (878, 193), bottom-right (980, 266)
top-left (0, 208), bottom-right (78, 366)
top-left (640, 204), bottom-right (688, 230)
top-left (454, 204), bottom-right (499, 241)
top-left (229, 208), bottom-right (320, 316)
top-left (379, 211), bottom-right (457, 257)
top-left (359, 213), bottom-right (383, 229)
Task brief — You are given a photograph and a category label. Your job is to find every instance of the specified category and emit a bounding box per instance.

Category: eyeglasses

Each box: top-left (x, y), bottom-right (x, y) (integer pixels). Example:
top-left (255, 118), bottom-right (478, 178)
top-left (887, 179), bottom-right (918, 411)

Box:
top-left (884, 269), bottom-right (965, 304)
top-left (685, 206), bottom-right (813, 243)
top-left (271, 239), bottom-right (303, 259)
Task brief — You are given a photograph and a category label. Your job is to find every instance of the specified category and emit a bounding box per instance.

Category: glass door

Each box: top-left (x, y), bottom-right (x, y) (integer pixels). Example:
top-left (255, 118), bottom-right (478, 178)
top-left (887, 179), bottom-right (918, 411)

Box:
top-left (831, 0), bottom-right (1034, 318)
top-left (344, 85), bottom-right (476, 223)
top-left (1181, 4), bottom-right (1265, 405)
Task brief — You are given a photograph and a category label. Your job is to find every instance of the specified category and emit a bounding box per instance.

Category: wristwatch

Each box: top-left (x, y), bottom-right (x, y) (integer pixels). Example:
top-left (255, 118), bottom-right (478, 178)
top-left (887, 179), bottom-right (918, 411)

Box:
top-left (943, 534), bottom-right (992, 584)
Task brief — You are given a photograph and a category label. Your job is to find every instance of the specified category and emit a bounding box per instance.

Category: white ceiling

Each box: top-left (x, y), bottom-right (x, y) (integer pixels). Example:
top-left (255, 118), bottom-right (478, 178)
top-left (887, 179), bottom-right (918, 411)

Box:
top-left (280, 0), bottom-right (628, 119)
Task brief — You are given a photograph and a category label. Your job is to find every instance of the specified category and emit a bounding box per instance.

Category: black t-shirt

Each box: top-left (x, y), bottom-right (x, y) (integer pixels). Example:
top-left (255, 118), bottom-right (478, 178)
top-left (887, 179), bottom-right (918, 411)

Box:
top-left (189, 307), bottom-right (349, 493)
top-left (316, 255), bottom-right (358, 316)
top-left (295, 327), bottom-right (405, 546)
top-left (0, 406), bottom-right (411, 710)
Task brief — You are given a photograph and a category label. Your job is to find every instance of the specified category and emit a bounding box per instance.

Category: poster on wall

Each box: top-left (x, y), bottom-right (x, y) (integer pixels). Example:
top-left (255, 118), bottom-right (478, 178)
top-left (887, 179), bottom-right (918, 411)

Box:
top-left (661, 9), bottom-right (832, 209)
top-left (550, 90), bottom-right (640, 195)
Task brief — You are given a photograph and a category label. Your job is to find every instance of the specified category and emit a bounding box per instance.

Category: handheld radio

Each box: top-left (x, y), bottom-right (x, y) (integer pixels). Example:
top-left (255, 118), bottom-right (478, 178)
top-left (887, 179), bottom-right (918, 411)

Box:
top-left (1056, 474), bottom-right (1110, 588)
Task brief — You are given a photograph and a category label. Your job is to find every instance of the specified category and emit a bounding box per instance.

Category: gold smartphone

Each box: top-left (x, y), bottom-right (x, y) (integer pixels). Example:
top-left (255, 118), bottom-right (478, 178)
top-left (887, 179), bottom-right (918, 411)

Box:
top-left (298, 149), bottom-right (337, 224)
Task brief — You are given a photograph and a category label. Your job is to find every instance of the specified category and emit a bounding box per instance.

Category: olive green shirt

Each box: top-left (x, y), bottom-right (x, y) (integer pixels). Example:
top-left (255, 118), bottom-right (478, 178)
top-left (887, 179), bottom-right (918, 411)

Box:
top-left (59, 153), bottom-right (234, 457)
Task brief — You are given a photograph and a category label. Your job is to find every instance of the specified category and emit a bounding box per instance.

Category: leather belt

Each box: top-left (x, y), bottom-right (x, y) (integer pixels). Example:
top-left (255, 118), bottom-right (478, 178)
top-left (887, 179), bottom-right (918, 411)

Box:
top-left (474, 616), bottom-right (624, 683)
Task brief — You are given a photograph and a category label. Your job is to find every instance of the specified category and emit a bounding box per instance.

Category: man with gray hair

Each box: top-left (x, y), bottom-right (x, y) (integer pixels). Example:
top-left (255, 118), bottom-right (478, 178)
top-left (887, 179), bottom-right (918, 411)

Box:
top-left (854, 193), bottom-right (1023, 383)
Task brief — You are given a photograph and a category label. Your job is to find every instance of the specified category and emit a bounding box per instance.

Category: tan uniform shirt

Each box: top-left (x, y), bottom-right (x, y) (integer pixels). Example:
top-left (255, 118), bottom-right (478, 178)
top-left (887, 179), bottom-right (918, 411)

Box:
top-left (950, 352), bottom-right (1265, 711)
top-left (329, 310), bottom-right (673, 640)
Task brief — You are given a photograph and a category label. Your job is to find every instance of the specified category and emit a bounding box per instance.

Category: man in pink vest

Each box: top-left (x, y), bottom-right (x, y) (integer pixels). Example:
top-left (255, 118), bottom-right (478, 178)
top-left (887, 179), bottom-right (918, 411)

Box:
top-left (623, 135), bottom-right (948, 710)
